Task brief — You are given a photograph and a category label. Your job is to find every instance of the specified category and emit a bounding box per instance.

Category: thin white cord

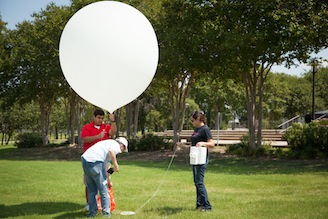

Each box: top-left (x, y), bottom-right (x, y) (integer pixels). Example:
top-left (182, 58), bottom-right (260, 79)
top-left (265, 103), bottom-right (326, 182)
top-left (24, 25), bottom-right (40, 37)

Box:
top-left (134, 147), bottom-right (178, 214)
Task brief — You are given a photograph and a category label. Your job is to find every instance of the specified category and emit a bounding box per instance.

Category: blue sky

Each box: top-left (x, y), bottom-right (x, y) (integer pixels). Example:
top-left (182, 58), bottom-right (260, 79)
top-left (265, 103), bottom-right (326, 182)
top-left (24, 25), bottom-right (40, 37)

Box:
top-left (0, 0), bottom-right (70, 28)
top-left (0, 0), bottom-right (327, 77)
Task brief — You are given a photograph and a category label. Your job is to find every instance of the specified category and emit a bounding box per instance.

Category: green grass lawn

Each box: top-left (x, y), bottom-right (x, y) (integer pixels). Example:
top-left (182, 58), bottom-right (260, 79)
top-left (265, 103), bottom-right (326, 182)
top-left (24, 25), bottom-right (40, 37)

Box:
top-left (0, 145), bottom-right (328, 218)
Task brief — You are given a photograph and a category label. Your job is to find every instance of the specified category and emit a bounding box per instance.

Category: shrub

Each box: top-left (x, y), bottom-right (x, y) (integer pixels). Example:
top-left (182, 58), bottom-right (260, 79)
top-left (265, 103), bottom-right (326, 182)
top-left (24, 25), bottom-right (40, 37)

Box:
top-left (227, 134), bottom-right (254, 157)
top-left (284, 121), bottom-right (328, 158)
top-left (15, 133), bottom-right (43, 148)
top-left (268, 147), bottom-right (291, 159)
top-left (226, 122), bottom-right (327, 159)
top-left (227, 135), bottom-right (275, 158)
top-left (129, 134), bottom-right (173, 151)
top-left (226, 143), bottom-right (243, 156)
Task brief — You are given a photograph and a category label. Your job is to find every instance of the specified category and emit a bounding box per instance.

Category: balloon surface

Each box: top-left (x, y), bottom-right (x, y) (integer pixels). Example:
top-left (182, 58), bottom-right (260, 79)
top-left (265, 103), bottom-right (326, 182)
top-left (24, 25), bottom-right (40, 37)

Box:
top-left (59, 1), bottom-right (158, 112)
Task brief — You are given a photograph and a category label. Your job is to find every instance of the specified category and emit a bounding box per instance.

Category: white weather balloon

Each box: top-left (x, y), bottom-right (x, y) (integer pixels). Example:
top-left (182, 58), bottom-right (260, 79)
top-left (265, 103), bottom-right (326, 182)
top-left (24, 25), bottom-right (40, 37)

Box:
top-left (59, 1), bottom-right (158, 112)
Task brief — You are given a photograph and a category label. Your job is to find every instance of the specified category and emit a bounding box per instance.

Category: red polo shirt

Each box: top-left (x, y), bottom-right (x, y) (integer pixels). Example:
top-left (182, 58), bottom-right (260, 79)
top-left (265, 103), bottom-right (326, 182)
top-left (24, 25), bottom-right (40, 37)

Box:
top-left (81, 121), bottom-right (112, 152)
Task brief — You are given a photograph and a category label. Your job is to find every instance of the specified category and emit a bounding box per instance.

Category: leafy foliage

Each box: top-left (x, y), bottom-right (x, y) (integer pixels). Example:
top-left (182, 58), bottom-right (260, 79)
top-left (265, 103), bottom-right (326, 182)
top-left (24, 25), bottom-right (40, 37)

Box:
top-left (209, 0), bottom-right (328, 149)
top-left (226, 134), bottom-right (252, 157)
top-left (227, 121), bottom-right (328, 159)
top-left (128, 133), bottom-right (173, 151)
top-left (15, 132), bottom-right (42, 148)
top-left (284, 121), bottom-right (328, 158)
top-left (1, 0), bottom-right (328, 150)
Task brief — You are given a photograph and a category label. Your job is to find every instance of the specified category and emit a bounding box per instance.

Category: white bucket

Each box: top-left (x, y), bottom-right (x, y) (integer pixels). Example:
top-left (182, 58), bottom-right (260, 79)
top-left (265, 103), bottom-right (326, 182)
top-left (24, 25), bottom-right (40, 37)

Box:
top-left (189, 146), bottom-right (207, 165)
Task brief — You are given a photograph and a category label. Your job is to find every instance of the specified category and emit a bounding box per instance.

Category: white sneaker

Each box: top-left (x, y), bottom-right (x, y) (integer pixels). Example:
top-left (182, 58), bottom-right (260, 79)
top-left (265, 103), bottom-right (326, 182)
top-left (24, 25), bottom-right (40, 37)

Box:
top-left (85, 204), bottom-right (89, 211)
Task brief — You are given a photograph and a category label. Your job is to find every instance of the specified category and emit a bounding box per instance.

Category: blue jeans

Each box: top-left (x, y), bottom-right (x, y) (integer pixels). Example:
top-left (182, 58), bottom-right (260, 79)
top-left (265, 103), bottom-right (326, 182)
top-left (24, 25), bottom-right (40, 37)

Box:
top-left (192, 157), bottom-right (212, 210)
top-left (82, 158), bottom-right (110, 217)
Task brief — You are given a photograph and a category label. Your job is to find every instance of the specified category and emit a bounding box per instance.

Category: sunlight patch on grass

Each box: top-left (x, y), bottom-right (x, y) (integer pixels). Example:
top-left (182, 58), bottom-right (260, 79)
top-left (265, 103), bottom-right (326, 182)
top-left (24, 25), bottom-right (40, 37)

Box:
top-left (0, 155), bottom-right (328, 218)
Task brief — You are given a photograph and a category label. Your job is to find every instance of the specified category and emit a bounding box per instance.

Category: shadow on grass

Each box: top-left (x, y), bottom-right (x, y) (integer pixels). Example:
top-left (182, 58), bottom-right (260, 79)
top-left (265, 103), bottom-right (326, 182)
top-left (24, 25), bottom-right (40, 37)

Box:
top-left (0, 146), bottom-right (81, 161)
top-left (0, 202), bottom-right (85, 218)
top-left (1, 146), bottom-right (327, 175)
top-left (53, 210), bottom-right (87, 219)
top-left (144, 206), bottom-right (188, 216)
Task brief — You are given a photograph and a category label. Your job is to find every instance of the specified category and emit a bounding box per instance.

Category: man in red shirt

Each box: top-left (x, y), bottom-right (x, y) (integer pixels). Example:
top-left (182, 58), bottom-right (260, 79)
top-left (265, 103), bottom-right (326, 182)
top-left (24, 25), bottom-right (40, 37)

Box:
top-left (81, 109), bottom-right (117, 211)
top-left (81, 109), bottom-right (117, 152)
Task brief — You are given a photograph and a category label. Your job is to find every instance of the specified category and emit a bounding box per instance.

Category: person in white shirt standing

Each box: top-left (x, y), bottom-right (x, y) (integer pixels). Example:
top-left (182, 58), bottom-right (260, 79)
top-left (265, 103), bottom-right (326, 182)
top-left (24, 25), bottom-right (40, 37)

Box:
top-left (81, 137), bottom-right (128, 218)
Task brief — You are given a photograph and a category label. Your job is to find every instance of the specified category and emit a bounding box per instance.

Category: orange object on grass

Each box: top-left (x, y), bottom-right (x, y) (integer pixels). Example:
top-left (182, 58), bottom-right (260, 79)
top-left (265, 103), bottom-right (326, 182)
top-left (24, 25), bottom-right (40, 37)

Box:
top-left (97, 186), bottom-right (116, 211)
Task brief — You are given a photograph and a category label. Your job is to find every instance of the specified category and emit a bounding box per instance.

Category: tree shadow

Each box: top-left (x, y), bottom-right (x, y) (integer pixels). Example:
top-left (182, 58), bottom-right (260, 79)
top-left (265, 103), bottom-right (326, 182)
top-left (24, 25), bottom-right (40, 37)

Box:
top-left (144, 206), bottom-right (189, 216)
top-left (0, 202), bottom-right (84, 218)
top-left (0, 146), bottom-right (82, 161)
top-left (1, 146), bottom-right (327, 175)
top-left (53, 210), bottom-right (87, 219)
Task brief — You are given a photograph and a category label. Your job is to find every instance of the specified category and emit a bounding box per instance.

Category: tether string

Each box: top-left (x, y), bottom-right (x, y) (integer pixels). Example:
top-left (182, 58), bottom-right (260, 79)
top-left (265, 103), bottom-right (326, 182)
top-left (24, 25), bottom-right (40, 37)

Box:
top-left (134, 146), bottom-right (178, 214)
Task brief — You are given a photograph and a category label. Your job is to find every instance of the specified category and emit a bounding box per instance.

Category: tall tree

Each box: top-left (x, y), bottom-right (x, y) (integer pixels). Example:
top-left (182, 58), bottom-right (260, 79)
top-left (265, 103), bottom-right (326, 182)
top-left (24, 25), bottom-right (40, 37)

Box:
top-left (3, 4), bottom-right (71, 145)
top-left (0, 17), bottom-right (16, 106)
top-left (210, 0), bottom-right (328, 149)
top-left (155, 0), bottom-right (214, 147)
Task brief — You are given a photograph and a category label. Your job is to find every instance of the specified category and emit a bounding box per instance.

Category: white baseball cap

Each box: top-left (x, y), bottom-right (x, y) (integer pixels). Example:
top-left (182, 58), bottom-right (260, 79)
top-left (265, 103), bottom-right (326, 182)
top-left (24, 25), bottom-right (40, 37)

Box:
top-left (116, 137), bottom-right (128, 152)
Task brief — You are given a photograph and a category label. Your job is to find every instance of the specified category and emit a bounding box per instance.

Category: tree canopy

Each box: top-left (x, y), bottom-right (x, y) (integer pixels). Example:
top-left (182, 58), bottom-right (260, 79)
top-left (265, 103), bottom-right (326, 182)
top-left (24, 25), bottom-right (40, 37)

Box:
top-left (0, 0), bottom-right (327, 148)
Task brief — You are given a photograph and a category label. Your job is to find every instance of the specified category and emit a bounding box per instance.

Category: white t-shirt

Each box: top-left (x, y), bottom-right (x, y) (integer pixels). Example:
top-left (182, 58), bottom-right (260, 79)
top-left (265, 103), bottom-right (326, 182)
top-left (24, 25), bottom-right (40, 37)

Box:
top-left (81, 139), bottom-right (122, 163)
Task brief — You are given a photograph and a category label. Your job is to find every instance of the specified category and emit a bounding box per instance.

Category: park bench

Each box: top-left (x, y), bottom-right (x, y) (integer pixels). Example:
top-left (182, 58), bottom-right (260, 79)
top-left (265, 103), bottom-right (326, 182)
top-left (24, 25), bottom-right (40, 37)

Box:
top-left (155, 129), bottom-right (288, 148)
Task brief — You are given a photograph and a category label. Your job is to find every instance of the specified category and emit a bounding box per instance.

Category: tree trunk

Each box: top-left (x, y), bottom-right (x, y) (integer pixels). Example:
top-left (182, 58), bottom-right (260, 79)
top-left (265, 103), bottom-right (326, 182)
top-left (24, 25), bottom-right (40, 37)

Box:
top-left (116, 108), bottom-right (121, 138)
top-left (39, 100), bottom-right (52, 146)
top-left (1, 130), bottom-right (4, 145)
top-left (125, 103), bottom-right (133, 138)
top-left (69, 98), bottom-right (76, 145)
top-left (133, 99), bottom-right (140, 138)
top-left (168, 71), bottom-right (192, 150)
top-left (243, 62), bottom-right (273, 151)
top-left (243, 70), bottom-right (257, 150)
top-left (257, 64), bottom-right (272, 148)
top-left (55, 127), bottom-right (58, 139)
top-left (257, 68), bottom-right (265, 148)
top-left (63, 98), bottom-right (70, 142)
top-left (77, 97), bottom-right (84, 147)
top-left (124, 99), bottom-right (141, 138)
top-left (5, 131), bottom-right (12, 145)
top-left (169, 78), bottom-right (180, 150)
